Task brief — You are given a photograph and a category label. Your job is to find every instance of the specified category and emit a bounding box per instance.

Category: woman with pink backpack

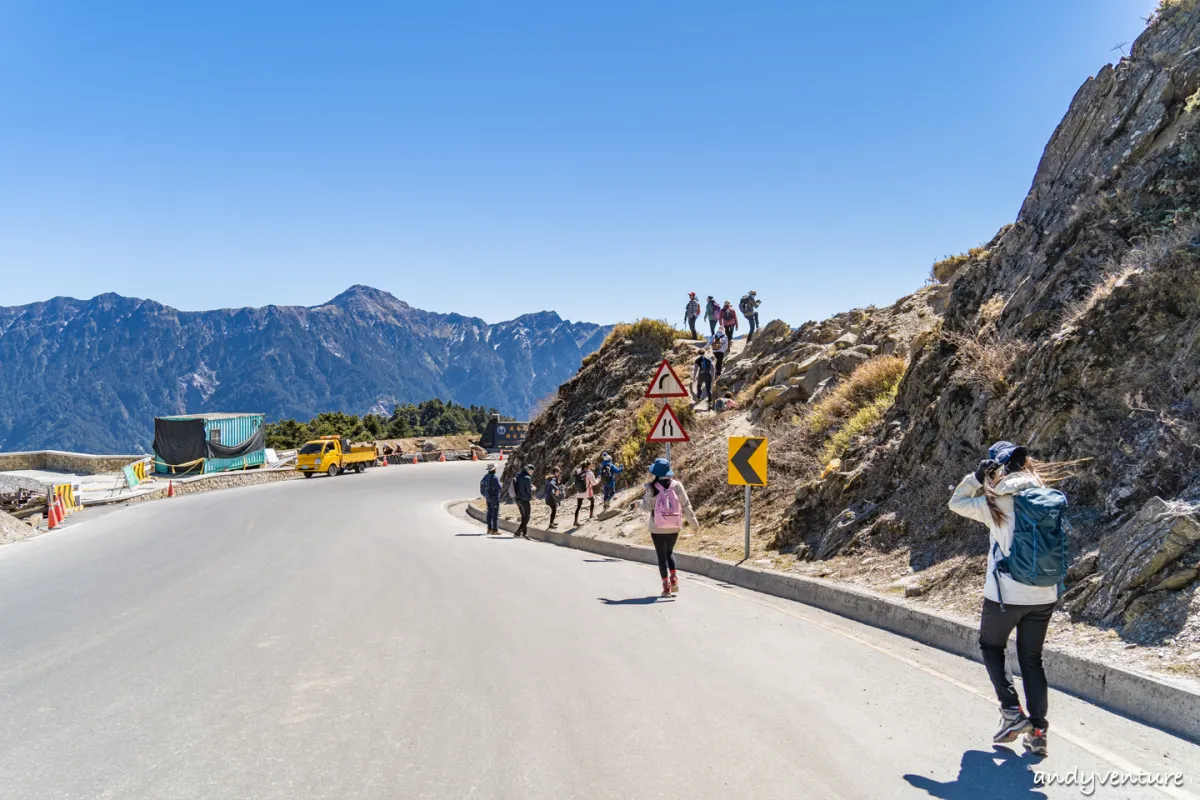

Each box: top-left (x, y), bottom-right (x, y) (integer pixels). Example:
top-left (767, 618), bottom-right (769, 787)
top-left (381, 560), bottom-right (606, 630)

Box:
top-left (640, 458), bottom-right (699, 598)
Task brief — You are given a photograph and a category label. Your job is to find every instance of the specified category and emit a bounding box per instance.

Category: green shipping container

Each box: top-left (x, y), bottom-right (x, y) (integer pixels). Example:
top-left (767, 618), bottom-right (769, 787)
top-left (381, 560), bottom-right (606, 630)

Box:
top-left (154, 412), bottom-right (266, 475)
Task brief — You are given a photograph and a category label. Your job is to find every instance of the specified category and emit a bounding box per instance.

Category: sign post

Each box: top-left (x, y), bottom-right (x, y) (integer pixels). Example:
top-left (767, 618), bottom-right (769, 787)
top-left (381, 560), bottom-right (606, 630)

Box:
top-left (728, 436), bottom-right (768, 560)
top-left (644, 359), bottom-right (690, 459)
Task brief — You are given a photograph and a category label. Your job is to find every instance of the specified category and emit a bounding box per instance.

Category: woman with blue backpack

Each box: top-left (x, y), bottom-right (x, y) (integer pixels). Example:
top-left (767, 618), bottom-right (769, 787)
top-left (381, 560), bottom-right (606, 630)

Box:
top-left (640, 458), bottom-right (699, 598)
top-left (948, 441), bottom-right (1074, 758)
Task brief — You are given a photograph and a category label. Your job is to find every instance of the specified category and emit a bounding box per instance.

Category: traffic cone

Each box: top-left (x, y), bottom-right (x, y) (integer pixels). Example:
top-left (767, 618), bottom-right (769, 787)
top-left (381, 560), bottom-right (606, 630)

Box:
top-left (498, 451), bottom-right (505, 461)
top-left (46, 499), bottom-right (59, 530)
top-left (412, 455), bottom-right (419, 464)
top-left (167, 480), bottom-right (175, 498)
top-left (439, 452), bottom-right (446, 462)
top-left (471, 451), bottom-right (478, 461)
top-left (382, 456), bottom-right (389, 467)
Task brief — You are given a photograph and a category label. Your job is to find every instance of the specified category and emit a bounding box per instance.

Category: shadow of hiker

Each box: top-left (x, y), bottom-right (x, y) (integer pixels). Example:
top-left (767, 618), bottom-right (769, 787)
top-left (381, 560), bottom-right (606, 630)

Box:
top-left (454, 533), bottom-right (486, 537)
top-left (903, 747), bottom-right (1045, 799)
top-left (599, 596), bottom-right (669, 606)
top-left (582, 558), bottom-right (620, 563)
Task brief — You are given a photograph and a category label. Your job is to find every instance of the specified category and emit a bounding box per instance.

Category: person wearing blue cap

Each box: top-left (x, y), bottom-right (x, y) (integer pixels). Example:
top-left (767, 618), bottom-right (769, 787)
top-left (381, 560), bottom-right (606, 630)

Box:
top-left (640, 458), bottom-right (699, 598)
top-left (949, 441), bottom-right (1077, 758)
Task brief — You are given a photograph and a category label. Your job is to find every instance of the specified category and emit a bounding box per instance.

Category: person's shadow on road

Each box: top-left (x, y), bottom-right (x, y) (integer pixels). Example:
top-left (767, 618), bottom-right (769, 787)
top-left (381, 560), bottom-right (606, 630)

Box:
top-left (598, 596), bottom-right (669, 605)
top-left (903, 746), bottom-right (1045, 799)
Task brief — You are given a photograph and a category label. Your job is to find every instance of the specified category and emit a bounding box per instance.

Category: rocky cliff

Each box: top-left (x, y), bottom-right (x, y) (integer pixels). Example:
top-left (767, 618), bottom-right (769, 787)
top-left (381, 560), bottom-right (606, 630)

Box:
top-left (509, 6), bottom-right (1200, 673)
top-left (0, 286), bottom-right (608, 453)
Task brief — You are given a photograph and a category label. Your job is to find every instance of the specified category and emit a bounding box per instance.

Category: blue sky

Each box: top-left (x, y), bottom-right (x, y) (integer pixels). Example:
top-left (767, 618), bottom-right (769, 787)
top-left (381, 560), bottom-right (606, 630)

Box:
top-left (1, 1), bottom-right (1158, 327)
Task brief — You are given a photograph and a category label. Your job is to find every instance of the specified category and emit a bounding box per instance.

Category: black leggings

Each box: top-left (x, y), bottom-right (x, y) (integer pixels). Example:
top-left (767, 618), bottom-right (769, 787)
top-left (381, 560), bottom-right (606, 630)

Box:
top-left (651, 533), bottom-right (679, 579)
top-left (547, 501), bottom-right (558, 527)
top-left (979, 599), bottom-right (1055, 729)
top-left (574, 497), bottom-right (593, 524)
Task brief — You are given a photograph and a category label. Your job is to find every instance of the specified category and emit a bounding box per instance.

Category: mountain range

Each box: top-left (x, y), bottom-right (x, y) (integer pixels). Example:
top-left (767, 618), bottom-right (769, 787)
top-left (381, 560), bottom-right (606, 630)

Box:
top-left (0, 285), bottom-right (609, 453)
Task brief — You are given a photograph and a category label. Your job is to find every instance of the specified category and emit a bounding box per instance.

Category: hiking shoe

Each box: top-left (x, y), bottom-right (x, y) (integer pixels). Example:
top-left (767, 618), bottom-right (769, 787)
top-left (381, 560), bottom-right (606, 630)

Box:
top-left (993, 707), bottom-right (1031, 744)
top-left (669, 572), bottom-right (679, 595)
top-left (1023, 728), bottom-right (1048, 757)
top-left (548, 522), bottom-right (558, 529)
top-left (661, 579), bottom-right (672, 598)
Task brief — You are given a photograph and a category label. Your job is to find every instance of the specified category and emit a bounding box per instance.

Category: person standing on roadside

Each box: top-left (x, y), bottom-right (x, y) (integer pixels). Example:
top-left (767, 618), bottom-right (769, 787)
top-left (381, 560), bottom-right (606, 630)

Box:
top-left (684, 292), bottom-right (701, 340)
top-left (480, 463), bottom-right (502, 535)
top-left (720, 300), bottom-right (739, 343)
top-left (692, 347), bottom-right (714, 407)
top-left (544, 466), bottom-right (564, 529)
top-left (948, 441), bottom-right (1075, 758)
top-left (709, 326), bottom-right (729, 381)
top-left (513, 463), bottom-right (536, 538)
top-left (739, 290), bottom-right (761, 343)
top-left (599, 452), bottom-right (624, 512)
top-left (573, 461), bottom-right (598, 527)
top-left (640, 458), bottom-right (699, 598)
top-left (704, 295), bottom-right (720, 337)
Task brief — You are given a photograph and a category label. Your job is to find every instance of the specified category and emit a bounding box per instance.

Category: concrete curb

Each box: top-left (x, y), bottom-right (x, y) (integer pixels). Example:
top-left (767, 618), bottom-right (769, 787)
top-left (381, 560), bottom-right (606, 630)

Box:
top-left (464, 503), bottom-right (1200, 743)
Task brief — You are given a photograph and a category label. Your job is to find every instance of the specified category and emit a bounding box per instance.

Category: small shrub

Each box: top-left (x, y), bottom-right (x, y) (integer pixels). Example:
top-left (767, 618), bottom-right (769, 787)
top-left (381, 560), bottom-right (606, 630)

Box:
top-left (942, 331), bottom-right (1030, 390)
top-left (930, 246), bottom-right (990, 284)
top-left (602, 318), bottom-right (688, 353)
top-left (977, 295), bottom-right (1007, 327)
top-left (808, 356), bottom-right (907, 435)
top-left (819, 388), bottom-right (898, 463)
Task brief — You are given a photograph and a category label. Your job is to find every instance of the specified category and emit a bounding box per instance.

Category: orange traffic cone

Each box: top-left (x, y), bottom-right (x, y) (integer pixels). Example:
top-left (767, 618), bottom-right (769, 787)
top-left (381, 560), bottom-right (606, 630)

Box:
top-left (471, 451), bottom-right (478, 461)
top-left (167, 480), bottom-right (175, 498)
top-left (382, 456), bottom-right (389, 467)
top-left (412, 455), bottom-right (419, 464)
top-left (439, 452), bottom-right (446, 462)
top-left (46, 498), bottom-right (59, 530)
top-left (498, 451), bottom-right (504, 461)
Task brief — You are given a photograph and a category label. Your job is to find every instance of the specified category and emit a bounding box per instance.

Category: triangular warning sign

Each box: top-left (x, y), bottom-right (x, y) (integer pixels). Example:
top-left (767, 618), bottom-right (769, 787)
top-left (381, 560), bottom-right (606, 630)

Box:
top-left (646, 404), bottom-right (690, 443)
top-left (644, 359), bottom-right (689, 398)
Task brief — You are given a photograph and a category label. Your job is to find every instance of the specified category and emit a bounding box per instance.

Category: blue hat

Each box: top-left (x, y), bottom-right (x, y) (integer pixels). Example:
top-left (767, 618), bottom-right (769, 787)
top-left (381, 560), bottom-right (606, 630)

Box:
top-left (988, 441), bottom-right (1028, 467)
top-left (649, 458), bottom-right (674, 478)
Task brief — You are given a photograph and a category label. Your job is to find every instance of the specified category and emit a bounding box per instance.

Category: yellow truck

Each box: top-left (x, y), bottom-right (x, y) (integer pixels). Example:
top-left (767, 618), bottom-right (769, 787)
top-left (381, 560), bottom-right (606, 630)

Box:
top-left (297, 436), bottom-right (376, 478)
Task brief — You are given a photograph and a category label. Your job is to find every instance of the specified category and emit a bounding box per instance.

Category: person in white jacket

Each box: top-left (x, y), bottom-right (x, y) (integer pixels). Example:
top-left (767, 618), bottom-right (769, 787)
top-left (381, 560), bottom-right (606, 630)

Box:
top-left (948, 441), bottom-right (1061, 757)
top-left (640, 458), bottom-right (699, 597)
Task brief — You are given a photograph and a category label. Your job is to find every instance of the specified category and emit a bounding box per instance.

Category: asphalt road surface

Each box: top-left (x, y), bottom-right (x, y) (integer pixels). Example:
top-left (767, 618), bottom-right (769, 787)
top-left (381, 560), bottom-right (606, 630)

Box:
top-left (1, 462), bottom-right (1196, 799)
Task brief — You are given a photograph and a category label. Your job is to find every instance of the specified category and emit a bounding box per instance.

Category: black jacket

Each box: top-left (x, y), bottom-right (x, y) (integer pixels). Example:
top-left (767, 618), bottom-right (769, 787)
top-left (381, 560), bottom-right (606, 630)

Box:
top-left (514, 471), bottom-right (534, 502)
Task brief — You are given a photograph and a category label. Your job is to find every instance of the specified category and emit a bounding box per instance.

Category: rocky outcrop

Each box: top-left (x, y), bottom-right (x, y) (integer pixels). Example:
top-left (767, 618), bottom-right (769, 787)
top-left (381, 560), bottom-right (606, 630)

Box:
top-left (780, 5), bottom-right (1200, 641)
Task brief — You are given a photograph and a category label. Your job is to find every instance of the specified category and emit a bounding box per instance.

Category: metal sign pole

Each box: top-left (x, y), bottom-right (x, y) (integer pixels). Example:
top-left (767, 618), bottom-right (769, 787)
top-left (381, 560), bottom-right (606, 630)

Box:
top-left (744, 485), bottom-right (751, 560)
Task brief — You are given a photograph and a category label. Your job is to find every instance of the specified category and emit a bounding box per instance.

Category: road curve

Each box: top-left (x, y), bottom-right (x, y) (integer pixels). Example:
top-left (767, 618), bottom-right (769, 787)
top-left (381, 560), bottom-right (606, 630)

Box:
top-left (0, 462), bottom-right (1196, 799)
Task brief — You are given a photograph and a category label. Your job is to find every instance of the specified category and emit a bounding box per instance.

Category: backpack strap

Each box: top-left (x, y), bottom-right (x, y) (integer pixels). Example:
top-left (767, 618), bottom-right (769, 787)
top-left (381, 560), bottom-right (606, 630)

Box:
top-left (991, 541), bottom-right (1005, 610)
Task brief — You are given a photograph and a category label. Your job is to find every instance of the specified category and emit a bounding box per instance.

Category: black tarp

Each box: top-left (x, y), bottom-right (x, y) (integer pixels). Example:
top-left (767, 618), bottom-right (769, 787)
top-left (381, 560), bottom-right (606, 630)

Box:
top-left (206, 424), bottom-right (265, 459)
top-left (153, 418), bottom-right (206, 469)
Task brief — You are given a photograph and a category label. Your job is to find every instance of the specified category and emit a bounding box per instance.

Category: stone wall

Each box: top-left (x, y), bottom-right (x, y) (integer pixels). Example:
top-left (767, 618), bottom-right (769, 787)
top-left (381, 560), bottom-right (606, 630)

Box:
top-left (0, 451), bottom-right (144, 474)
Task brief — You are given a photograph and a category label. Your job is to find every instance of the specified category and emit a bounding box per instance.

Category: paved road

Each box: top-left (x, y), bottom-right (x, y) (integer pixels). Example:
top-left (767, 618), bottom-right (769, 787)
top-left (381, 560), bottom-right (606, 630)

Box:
top-left (0, 462), bottom-right (1196, 799)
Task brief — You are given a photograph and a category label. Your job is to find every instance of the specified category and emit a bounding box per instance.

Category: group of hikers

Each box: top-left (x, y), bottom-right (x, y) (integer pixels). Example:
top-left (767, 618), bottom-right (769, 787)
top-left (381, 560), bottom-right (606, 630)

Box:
top-left (683, 291), bottom-right (759, 410)
top-left (475, 436), bottom-right (1073, 757)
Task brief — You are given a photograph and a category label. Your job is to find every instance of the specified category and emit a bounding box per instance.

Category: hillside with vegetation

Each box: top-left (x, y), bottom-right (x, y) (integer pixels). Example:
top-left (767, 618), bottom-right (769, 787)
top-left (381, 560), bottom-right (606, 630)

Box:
top-left (505, 5), bottom-right (1200, 679)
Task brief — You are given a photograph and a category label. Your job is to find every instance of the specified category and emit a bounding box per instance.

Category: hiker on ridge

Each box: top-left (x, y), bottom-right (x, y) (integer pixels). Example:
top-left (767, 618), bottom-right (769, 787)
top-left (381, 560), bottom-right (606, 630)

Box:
top-left (513, 463), bottom-right (536, 538)
top-left (948, 441), bottom-right (1075, 758)
top-left (720, 300), bottom-right (739, 343)
top-left (692, 347), bottom-right (715, 407)
top-left (709, 326), bottom-right (729, 381)
top-left (640, 458), bottom-right (699, 598)
top-left (480, 463), bottom-right (502, 535)
top-left (684, 292), bottom-right (701, 340)
top-left (704, 295), bottom-right (720, 337)
top-left (598, 452), bottom-right (624, 512)
top-left (572, 461), bottom-right (598, 527)
top-left (739, 290), bottom-right (761, 343)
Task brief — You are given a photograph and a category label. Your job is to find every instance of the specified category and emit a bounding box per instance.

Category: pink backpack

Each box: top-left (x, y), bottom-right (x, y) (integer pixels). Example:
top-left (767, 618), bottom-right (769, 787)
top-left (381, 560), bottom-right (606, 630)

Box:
top-left (652, 481), bottom-right (683, 531)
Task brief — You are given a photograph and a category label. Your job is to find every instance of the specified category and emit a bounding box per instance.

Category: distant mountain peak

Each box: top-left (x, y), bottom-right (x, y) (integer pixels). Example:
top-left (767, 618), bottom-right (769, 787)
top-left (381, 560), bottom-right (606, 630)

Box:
top-left (325, 285), bottom-right (406, 308)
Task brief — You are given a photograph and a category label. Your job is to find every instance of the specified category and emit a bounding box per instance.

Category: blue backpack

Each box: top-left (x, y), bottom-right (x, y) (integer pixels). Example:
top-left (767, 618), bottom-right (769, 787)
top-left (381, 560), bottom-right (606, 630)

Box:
top-left (993, 488), bottom-right (1069, 604)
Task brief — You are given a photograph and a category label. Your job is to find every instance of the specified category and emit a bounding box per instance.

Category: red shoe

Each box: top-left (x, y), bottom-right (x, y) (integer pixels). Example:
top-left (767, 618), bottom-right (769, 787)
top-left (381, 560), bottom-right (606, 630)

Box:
top-left (669, 571), bottom-right (679, 595)
top-left (661, 579), bottom-right (672, 598)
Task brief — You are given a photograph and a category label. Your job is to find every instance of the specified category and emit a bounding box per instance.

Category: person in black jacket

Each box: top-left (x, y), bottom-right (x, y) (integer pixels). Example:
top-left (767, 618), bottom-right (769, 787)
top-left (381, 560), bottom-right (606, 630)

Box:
top-left (513, 464), bottom-right (536, 538)
top-left (481, 463), bottom-right (502, 535)
top-left (544, 466), bottom-right (563, 529)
